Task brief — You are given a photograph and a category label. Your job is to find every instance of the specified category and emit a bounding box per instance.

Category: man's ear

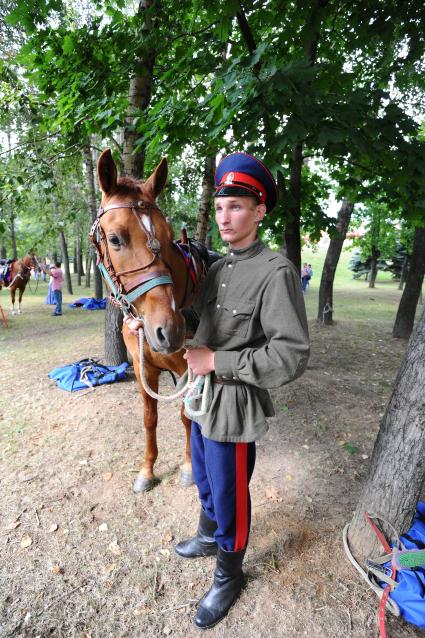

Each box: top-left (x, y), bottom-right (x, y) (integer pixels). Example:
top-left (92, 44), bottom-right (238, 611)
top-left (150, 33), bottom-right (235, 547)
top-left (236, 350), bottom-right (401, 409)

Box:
top-left (255, 204), bottom-right (267, 222)
top-left (97, 149), bottom-right (118, 194)
top-left (143, 157), bottom-right (168, 200)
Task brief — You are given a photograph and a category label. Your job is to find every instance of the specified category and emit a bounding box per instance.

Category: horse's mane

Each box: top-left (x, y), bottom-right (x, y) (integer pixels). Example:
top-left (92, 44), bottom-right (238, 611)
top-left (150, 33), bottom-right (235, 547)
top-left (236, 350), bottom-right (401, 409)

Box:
top-left (114, 176), bottom-right (143, 197)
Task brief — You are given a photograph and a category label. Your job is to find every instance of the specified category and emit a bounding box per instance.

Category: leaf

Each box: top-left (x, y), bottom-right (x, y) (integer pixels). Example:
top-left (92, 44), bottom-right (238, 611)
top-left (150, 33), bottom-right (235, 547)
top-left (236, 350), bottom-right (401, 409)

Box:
top-left (103, 472), bottom-right (113, 481)
top-left (99, 523), bottom-right (108, 532)
top-left (48, 524), bottom-right (58, 533)
top-left (343, 442), bottom-right (359, 455)
top-left (51, 564), bottom-right (63, 575)
top-left (21, 534), bottom-right (32, 548)
top-left (265, 487), bottom-right (282, 502)
top-left (62, 35), bottom-right (75, 55)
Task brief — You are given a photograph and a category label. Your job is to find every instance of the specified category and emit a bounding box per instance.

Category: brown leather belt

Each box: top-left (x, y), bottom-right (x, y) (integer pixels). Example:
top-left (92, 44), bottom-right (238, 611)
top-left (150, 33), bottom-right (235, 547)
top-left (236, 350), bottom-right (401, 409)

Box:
top-left (213, 374), bottom-right (243, 386)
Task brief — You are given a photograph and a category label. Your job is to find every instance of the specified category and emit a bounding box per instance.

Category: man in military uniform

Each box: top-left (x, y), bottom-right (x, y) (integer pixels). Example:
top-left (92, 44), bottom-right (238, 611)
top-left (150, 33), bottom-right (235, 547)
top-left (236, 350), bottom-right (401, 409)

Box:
top-left (177, 152), bottom-right (310, 629)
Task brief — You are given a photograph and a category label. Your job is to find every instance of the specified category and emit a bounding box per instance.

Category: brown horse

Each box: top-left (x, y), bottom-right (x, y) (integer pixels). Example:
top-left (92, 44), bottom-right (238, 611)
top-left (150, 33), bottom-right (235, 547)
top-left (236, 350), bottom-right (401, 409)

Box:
top-left (93, 149), bottom-right (207, 492)
top-left (3, 255), bottom-right (36, 315)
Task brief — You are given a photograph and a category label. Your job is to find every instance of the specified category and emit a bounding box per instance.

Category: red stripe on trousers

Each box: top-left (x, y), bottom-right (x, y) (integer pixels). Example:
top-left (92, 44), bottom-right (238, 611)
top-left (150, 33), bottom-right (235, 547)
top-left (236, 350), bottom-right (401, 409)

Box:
top-left (234, 443), bottom-right (248, 551)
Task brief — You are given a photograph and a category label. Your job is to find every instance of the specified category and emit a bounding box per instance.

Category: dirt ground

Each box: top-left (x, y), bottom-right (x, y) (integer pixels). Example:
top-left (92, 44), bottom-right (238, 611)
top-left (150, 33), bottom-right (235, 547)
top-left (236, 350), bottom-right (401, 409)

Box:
top-left (0, 297), bottom-right (423, 638)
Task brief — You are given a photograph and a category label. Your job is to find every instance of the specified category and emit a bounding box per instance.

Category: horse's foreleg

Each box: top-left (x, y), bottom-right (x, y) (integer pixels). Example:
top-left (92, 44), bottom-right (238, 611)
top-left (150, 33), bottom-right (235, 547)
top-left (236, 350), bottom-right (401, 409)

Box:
top-left (10, 288), bottom-right (16, 315)
top-left (180, 406), bottom-right (194, 487)
top-left (18, 287), bottom-right (24, 314)
top-left (133, 364), bottom-right (161, 493)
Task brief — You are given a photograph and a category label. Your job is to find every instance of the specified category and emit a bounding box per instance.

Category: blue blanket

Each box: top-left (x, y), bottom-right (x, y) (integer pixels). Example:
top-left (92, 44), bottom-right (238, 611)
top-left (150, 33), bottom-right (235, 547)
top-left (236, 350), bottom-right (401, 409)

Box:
top-left (68, 297), bottom-right (107, 310)
top-left (48, 359), bottom-right (128, 391)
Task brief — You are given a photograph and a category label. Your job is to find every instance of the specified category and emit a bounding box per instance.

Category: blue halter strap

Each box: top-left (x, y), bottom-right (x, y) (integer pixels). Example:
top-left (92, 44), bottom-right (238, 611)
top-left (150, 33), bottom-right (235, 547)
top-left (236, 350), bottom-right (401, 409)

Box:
top-left (89, 199), bottom-right (173, 316)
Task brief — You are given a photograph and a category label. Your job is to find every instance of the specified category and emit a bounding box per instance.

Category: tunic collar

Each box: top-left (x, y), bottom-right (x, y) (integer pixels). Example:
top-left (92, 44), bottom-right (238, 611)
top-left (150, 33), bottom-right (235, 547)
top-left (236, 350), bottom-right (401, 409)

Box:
top-left (226, 238), bottom-right (263, 261)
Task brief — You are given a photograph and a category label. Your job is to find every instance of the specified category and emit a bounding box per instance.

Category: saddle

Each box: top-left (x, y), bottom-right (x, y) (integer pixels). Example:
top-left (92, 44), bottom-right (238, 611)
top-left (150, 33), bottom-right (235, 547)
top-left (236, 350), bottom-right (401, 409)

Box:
top-left (0, 259), bottom-right (15, 288)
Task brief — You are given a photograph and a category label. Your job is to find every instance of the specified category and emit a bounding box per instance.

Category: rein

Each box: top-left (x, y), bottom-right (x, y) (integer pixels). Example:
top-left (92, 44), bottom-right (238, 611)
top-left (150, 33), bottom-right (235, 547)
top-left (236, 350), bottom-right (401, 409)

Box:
top-left (138, 327), bottom-right (211, 415)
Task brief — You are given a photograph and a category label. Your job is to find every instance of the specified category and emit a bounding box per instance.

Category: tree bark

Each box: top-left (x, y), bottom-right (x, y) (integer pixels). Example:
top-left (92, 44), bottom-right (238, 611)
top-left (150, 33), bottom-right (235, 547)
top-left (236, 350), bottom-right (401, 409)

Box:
top-left (368, 245), bottom-right (379, 288)
top-left (104, 301), bottom-right (128, 365)
top-left (317, 200), bottom-right (354, 324)
top-left (122, 0), bottom-right (155, 179)
top-left (59, 230), bottom-right (73, 295)
top-left (0, 244), bottom-right (6, 259)
top-left (83, 142), bottom-right (103, 299)
top-left (393, 226), bottom-right (425, 339)
top-left (348, 304), bottom-right (425, 560)
top-left (196, 155), bottom-right (215, 243)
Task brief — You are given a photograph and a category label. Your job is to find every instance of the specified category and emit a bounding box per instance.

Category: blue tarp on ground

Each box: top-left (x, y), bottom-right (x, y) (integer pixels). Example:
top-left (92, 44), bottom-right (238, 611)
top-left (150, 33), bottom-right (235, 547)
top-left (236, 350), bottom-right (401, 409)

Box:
top-left (68, 297), bottom-right (107, 310)
top-left (48, 359), bottom-right (129, 391)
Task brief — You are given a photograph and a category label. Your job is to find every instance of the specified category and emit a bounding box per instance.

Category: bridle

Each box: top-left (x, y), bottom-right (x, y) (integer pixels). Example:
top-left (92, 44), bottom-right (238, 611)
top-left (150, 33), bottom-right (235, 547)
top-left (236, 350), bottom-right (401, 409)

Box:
top-left (89, 199), bottom-right (174, 320)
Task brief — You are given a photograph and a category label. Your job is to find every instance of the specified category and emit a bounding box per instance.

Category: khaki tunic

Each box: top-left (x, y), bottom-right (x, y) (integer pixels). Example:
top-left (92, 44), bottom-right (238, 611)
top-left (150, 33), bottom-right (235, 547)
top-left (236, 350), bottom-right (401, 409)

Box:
top-left (187, 238), bottom-right (310, 442)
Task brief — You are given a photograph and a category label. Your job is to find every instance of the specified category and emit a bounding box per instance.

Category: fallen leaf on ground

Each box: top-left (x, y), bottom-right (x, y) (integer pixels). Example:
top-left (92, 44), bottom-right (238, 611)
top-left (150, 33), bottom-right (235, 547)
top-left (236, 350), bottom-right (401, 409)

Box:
top-left (108, 540), bottom-right (121, 557)
top-left (105, 580), bottom-right (113, 589)
top-left (20, 534), bottom-right (32, 548)
top-left (5, 521), bottom-right (21, 531)
top-left (163, 532), bottom-right (174, 543)
top-left (265, 487), bottom-right (282, 502)
top-left (99, 523), bottom-right (108, 532)
top-left (159, 549), bottom-right (170, 557)
top-left (103, 472), bottom-right (113, 481)
top-left (48, 524), bottom-right (58, 533)
top-left (286, 474), bottom-right (293, 481)
top-left (163, 626), bottom-right (172, 635)
top-left (51, 564), bottom-right (63, 575)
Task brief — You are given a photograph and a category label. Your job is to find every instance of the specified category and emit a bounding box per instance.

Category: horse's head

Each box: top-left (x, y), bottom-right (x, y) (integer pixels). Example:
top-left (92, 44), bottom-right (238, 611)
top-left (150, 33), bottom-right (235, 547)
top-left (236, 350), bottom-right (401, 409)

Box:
top-left (95, 149), bottom-right (185, 354)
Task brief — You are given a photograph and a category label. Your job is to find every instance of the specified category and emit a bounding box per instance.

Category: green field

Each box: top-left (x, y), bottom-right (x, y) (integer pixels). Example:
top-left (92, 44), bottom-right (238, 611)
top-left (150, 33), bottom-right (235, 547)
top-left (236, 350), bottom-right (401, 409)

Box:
top-left (301, 244), bottom-right (423, 325)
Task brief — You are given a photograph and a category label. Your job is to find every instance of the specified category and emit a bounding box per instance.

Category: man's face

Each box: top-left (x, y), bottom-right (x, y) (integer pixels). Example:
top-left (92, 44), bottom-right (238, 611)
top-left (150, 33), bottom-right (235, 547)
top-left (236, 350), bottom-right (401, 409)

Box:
top-left (214, 196), bottom-right (266, 249)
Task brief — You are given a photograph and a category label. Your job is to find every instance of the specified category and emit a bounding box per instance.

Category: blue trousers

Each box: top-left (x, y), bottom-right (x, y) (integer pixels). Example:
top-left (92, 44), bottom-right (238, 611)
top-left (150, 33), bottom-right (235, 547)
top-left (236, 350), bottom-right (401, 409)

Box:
top-left (53, 290), bottom-right (62, 315)
top-left (191, 421), bottom-right (256, 552)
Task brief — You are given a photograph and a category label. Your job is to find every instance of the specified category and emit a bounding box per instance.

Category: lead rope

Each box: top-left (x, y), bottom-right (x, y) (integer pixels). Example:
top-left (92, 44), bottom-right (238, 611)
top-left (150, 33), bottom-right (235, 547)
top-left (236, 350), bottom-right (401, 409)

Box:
top-left (137, 327), bottom-right (212, 417)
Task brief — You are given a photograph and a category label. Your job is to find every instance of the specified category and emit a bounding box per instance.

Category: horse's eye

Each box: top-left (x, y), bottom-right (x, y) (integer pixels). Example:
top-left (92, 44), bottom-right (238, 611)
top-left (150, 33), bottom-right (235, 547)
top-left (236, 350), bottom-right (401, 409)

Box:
top-left (108, 234), bottom-right (121, 248)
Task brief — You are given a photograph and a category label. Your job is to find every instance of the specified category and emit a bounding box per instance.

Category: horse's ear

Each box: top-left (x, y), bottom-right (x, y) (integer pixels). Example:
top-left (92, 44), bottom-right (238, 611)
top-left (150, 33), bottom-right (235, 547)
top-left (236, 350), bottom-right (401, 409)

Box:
top-left (143, 157), bottom-right (168, 200)
top-left (97, 149), bottom-right (118, 194)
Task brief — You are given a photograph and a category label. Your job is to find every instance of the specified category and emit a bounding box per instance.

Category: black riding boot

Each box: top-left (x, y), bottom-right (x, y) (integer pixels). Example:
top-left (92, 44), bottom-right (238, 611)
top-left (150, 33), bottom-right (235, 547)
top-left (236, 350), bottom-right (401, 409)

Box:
top-left (175, 509), bottom-right (218, 558)
top-left (195, 546), bottom-right (246, 629)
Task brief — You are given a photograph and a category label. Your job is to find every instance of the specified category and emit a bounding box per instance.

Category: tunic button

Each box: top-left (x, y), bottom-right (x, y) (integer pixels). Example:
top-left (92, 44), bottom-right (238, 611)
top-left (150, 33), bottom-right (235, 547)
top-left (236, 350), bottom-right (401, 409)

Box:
top-left (221, 283), bottom-right (226, 287)
top-left (222, 375), bottom-right (227, 379)
top-left (232, 309), bottom-right (236, 314)
top-left (232, 376), bottom-right (237, 380)
top-left (228, 264), bottom-right (232, 268)
top-left (230, 252), bottom-right (234, 256)
top-left (217, 304), bottom-right (221, 308)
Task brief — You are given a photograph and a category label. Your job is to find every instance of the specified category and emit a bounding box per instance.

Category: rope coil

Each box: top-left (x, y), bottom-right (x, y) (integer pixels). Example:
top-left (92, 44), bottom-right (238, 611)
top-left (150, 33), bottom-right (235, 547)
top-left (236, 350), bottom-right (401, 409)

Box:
top-left (137, 327), bottom-right (212, 417)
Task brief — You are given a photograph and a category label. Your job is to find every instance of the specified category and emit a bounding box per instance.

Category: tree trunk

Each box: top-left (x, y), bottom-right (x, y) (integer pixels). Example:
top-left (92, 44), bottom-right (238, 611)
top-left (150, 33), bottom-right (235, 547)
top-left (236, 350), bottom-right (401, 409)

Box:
top-left (0, 244), bottom-right (6, 259)
top-left (59, 230), bottom-right (73, 295)
top-left (104, 301), bottom-right (128, 365)
top-left (398, 255), bottom-right (409, 290)
top-left (348, 304), bottom-right (425, 561)
top-left (317, 200), bottom-right (354, 324)
top-left (284, 143), bottom-right (303, 273)
top-left (53, 250), bottom-right (58, 264)
top-left (73, 240), bottom-right (78, 274)
top-left (393, 226), bottom-right (425, 339)
top-left (368, 245), bottom-right (379, 288)
top-left (85, 251), bottom-right (91, 288)
top-left (196, 155), bottom-right (216, 243)
top-left (122, 0), bottom-right (155, 179)
top-left (77, 236), bottom-right (82, 286)
top-left (83, 142), bottom-right (103, 299)
top-left (10, 209), bottom-right (17, 259)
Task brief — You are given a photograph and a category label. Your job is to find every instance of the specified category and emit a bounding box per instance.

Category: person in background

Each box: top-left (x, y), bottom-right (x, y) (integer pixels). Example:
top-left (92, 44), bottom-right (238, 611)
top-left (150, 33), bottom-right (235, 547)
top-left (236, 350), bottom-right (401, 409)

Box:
top-left (301, 262), bottom-right (310, 292)
top-left (49, 262), bottom-right (63, 316)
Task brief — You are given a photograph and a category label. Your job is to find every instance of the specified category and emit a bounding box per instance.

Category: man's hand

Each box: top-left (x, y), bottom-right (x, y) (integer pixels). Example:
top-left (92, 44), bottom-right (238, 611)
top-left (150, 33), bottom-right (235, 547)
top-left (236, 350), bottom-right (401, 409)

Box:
top-left (183, 346), bottom-right (215, 376)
